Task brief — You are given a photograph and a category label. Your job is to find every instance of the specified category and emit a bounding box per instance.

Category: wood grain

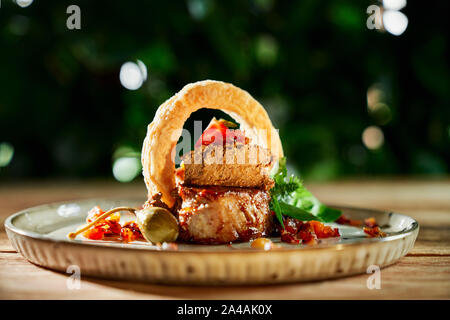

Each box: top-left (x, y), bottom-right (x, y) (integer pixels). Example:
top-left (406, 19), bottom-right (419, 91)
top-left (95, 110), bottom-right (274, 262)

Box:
top-left (0, 179), bottom-right (449, 299)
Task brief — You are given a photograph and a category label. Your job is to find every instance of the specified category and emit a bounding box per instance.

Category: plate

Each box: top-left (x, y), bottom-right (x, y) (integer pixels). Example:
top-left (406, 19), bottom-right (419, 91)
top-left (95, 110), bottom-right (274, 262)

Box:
top-left (5, 198), bottom-right (419, 285)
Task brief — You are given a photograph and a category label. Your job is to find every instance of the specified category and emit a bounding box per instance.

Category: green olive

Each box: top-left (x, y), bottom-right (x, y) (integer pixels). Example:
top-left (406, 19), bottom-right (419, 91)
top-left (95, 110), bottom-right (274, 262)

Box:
top-left (135, 207), bottom-right (179, 243)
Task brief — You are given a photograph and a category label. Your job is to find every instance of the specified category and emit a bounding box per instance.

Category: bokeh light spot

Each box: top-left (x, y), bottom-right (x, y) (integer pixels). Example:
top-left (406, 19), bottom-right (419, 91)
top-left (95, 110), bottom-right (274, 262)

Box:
top-left (112, 157), bottom-right (141, 182)
top-left (362, 126), bottom-right (384, 150)
top-left (15, 0), bottom-right (34, 8)
top-left (119, 61), bottom-right (147, 90)
top-left (367, 84), bottom-right (385, 111)
top-left (256, 35), bottom-right (278, 66)
top-left (383, 0), bottom-right (406, 11)
top-left (383, 10), bottom-right (408, 36)
top-left (187, 0), bottom-right (210, 20)
top-left (0, 142), bottom-right (14, 167)
top-left (136, 60), bottom-right (148, 82)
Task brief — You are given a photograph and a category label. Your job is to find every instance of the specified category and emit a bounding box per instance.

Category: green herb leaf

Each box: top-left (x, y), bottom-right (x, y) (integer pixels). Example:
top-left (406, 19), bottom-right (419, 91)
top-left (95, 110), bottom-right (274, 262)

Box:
top-left (269, 157), bottom-right (342, 225)
top-left (278, 201), bottom-right (317, 221)
top-left (316, 206), bottom-right (342, 223)
top-left (271, 197), bottom-right (285, 229)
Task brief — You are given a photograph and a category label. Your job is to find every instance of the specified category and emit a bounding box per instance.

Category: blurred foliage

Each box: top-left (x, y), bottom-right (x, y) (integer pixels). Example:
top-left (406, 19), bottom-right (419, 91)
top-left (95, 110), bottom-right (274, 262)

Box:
top-left (0, 0), bottom-right (449, 181)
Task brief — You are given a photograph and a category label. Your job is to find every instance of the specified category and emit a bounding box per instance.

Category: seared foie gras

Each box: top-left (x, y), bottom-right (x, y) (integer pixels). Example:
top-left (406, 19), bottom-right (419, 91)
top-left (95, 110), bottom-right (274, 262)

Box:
top-left (181, 142), bottom-right (274, 190)
top-left (177, 186), bottom-right (272, 244)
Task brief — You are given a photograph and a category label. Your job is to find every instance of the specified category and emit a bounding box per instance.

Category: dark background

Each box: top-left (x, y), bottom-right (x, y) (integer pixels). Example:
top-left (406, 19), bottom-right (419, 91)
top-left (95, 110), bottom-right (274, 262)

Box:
top-left (0, 0), bottom-right (448, 182)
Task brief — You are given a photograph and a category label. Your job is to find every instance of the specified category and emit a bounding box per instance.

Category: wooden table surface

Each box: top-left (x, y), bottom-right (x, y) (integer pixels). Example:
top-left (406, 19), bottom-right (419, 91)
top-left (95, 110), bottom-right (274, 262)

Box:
top-left (0, 179), bottom-right (449, 299)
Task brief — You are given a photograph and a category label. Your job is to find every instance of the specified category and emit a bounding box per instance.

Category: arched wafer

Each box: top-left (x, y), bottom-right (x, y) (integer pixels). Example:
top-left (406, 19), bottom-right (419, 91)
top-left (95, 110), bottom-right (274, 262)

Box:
top-left (142, 80), bottom-right (283, 206)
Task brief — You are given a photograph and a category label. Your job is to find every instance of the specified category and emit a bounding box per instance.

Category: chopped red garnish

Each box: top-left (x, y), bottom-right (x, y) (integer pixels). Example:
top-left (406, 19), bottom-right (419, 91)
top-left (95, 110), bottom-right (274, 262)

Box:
top-left (281, 229), bottom-right (300, 244)
top-left (86, 206), bottom-right (104, 223)
top-left (280, 218), bottom-right (340, 245)
top-left (120, 221), bottom-right (144, 242)
top-left (120, 228), bottom-right (135, 242)
top-left (309, 220), bottom-right (340, 239)
top-left (364, 217), bottom-right (378, 228)
top-left (83, 206), bottom-right (123, 240)
top-left (336, 214), bottom-right (362, 227)
top-left (82, 226), bottom-right (105, 240)
top-left (336, 214), bottom-right (385, 238)
top-left (82, 206), bottom-right (144, 242)
top-left (364, 226), bottom-right (386, 238)
top-left (195, 118), bottom-right (247, 148)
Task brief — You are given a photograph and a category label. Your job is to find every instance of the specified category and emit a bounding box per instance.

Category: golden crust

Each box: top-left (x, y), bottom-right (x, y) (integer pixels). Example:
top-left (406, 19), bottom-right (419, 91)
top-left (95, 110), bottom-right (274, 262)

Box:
top-left (142, 80), bottom-right (284, 207)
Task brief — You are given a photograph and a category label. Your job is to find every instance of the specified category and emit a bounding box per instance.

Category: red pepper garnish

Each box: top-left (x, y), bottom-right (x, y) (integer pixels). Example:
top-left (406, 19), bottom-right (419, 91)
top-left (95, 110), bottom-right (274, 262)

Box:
top-left (82, 206), bottom-right (144, 242)
top-left (364, 217), bottom-right (378, 228)
top-left (364, 226), bottom-right (386, 238)
top-left (195, 118), bottom-right (247, 148)
top-left (309, 220), bottom-right (340, 239)
top-left (280, 218), bottom-right (340, 245)
top-left (336, 214), bottom-right (362, 227)
top-left (120, 222), bottom-right (144, 242)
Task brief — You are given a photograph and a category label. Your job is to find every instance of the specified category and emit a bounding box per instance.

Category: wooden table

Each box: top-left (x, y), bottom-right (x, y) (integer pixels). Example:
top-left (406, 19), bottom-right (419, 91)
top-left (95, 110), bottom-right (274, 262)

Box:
top-left (1, 179), bottom-right (449, 299)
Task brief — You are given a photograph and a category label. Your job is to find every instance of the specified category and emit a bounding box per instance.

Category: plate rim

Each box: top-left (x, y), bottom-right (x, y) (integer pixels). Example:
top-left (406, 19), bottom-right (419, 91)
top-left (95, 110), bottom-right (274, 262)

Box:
top-left (4, 197), bottom-right (420, 254)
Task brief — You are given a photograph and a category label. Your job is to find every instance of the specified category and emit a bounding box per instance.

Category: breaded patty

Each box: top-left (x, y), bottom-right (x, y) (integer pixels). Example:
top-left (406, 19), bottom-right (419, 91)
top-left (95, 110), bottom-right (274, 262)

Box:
top-left (176, 185), bottom-right (273, 244)
top-left (181, 142), bottom-right (274, 189)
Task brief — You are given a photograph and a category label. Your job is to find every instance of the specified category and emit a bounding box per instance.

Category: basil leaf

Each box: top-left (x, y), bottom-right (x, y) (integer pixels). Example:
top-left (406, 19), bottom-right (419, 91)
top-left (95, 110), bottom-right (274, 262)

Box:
top-left (278, 201), bottom-right (318, 221)
top-left (271, 197), bottom-right (285, 229)
top-left (316, 205), bottom-right (342, 223)
top-left (269, 156), bottom-right (342, 224)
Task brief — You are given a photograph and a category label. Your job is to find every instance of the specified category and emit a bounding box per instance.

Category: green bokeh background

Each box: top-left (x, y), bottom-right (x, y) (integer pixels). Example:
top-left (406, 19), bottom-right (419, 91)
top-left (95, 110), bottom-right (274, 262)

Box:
top-left (0, 0), bottom-right (448, 182)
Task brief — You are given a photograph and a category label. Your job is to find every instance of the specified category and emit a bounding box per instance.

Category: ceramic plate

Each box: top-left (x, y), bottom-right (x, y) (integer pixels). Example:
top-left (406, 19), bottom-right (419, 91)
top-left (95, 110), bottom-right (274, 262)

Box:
top-left (5, 198), bottom-right (418, 285)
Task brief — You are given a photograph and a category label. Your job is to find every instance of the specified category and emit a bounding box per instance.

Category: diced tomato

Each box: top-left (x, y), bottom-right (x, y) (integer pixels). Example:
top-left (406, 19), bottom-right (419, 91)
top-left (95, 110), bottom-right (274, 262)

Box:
top-left (309, 220), bottom-right (340, 239)
top-left (82, 206), bottom-right (145, 242)
top-left (364, 226), bottom-right (386, 238)
top-left (104, 219), bottom-right (122, 235)
top-left (279, 218), bottom-right (340, 245)
top-left (83, 226), bottom-right (105, 240)
top-left (195, 118), bottom-right (246, 148)
top-left (280, 229), bottom-right (300, 244)
top-left (297, 230), bottom-right (316, 245)
top-left (86, 206), bottom-right (104, 223)
top-left (364, 217), bottom-right (378, 228)
top-left (336, 214), bottom-right (362, 227)
top-left (83, 206), bottom-right (123, 240)
top-left (120, 228), bottom-right (135, 242)
top-left (120, 221), bottom-right (144, 242)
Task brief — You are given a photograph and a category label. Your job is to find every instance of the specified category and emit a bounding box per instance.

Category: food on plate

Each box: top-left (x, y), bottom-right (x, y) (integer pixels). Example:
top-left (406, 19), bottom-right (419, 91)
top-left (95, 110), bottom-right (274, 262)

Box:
top-left (250, 238), bottom-right (278, 250)
top-left (177, 185), bottom-right (272, 243)
top-left (67, 206), bottom-right (137, 241)
top-left (363, 226), bottom-right (386, 238)
top-left (141, 80), bottom-right (284, 207)
top-left (135, 207), bottom-right (179, 243)
top-left (336, 214), bottom-right (385, 238)
top-left (68, 80), bottom-right (385, 246)
top-left (68, 205), bottom-right (177, 243)
top-left (180, 133), bottom-right (274, 189)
